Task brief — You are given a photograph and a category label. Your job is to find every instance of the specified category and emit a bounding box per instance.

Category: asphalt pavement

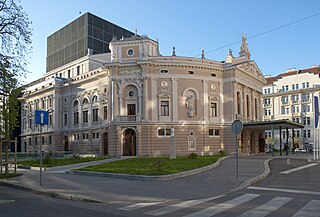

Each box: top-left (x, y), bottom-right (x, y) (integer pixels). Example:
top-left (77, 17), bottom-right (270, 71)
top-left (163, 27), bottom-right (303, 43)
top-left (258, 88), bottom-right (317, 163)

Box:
top-left (0, 152), bottom-right (317, 204)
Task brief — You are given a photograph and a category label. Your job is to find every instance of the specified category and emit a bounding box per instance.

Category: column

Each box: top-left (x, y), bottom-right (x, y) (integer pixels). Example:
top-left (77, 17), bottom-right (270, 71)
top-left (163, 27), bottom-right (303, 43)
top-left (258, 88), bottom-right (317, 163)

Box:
top-left (279, 126), bottom-right (282, 156)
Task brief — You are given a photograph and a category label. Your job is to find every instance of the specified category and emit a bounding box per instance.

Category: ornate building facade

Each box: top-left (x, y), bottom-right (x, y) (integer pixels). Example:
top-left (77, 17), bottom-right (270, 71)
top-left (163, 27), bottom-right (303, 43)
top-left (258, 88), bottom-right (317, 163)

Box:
top-left (19, 17), bottom-right (266, 156)
top-left (263, 66), bottom-right (320, 150)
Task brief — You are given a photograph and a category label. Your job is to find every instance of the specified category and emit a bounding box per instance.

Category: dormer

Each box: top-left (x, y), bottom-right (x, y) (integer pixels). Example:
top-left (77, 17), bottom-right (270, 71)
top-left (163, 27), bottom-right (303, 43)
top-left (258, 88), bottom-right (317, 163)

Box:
top-left (109, 35), bottom-right (160, 62)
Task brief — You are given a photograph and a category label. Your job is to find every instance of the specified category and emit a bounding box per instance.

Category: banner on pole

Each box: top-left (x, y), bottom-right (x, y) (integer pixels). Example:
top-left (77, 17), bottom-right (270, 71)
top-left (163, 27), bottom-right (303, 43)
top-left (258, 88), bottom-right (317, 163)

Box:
top-left (314, 96), bottom-right (319, 128)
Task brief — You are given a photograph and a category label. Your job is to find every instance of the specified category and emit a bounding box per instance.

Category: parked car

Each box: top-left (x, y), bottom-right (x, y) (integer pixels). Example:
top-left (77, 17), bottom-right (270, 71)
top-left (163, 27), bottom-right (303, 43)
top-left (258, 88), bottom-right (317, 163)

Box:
top-left (294, 148), bottom-right (306, 153)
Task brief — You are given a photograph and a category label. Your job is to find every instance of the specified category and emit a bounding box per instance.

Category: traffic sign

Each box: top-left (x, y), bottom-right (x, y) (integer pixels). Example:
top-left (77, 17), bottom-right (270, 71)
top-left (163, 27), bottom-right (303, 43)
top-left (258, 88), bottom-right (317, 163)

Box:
top-left (231, 119), bottom-right (243, 134)
top-left (35, 110), bottom-right (49, 125)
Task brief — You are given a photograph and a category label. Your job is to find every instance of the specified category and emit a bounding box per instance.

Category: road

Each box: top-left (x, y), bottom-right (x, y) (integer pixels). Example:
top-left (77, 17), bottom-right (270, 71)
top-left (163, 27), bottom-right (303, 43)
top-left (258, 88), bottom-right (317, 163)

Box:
top-left (112, 158), bottom-right (320, 216)
top-left (0, 185), bottom-right (129, 217)
top-left (2, 157), bottom-right (320, 216)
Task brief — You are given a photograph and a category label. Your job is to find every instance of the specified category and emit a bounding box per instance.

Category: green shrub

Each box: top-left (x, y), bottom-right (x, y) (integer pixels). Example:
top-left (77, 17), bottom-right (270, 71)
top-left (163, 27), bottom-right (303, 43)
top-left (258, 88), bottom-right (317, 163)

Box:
top-left (43, 155), bottom-right (53, 165)
top-left (218, 149), bottom-right (225, 156)
top-left (70, 154), bottom-right (81, 160)
top-left (188, 152), bottom-right (198, 159)
top-left (150, 159), bottom-right (164, 172)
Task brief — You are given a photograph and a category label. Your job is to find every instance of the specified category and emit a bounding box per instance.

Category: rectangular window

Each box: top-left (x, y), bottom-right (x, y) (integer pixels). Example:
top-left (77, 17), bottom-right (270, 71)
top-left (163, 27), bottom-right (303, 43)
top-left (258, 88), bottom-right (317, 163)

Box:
top-left (29, 138), bottom-right (31, 146)
top-left (35, 137), bottom-right (38, 146)
top-left (307, 117), bottom-right (311, 125)
top-left (210, 102), bottom-right (217, 117)
top-left (42, 136), bottom-right (44, 145)
top-left (41, 100), bottom-right (45, 109)
top-left (292, 84), bottom-right (295, 90)
top-left (160, 101), bottom-right (169, 116)
top-left (158, 128), bottom-right (171, 136)
top-left (49, 98), bottom-right (52, 107)
top-left (29, 118), bottom-right (32, 129)
top-left (74, 112), bottom-right (79, 124)
top-left (68, 69), bottom-right (71, 78)
top-left (77, 66), bottom-right (80, 75)
top-left (297, 130), bottom-right (300, 138)
top-left (103, 106), bottom-right (108, 119)
top-left (64, 114), bottom-right (67, 126)
top-left (82, 134), bottom-right (88, 140)
top-left (308, 130), bottom-right (311, 138)
top-left (296, 84), bottom-right (299, 89)
top-left (304, 130), bottom-right (307, 138)
top-left (49, 114), bottom-right (52, 126)
top-left (83, 110), bottom-right (88, 123)
top-left (92, 108), bottom-right (99, 122)
top-left (209, 129), bottom-right (220, 136)
top-left (49, 136), bottom-right (52, 145)
top-left (281, 106), bottom-right (285, 115)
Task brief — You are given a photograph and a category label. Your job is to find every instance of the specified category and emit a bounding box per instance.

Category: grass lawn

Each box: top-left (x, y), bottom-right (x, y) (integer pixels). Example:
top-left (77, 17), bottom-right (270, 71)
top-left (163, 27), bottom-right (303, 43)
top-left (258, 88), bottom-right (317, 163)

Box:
top-left (0, 173), bottom-right (22, 179)
top-left (78, 155), bottom-right (222, 176)
top-left (18, 156), bottom-right (107, 168)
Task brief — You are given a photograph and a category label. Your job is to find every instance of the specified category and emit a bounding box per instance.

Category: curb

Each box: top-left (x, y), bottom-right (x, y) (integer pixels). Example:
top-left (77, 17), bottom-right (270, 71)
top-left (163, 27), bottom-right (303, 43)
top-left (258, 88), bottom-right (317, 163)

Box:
top-left (66, 155), bottom-right (233, 181)
top-left (228, 157), bottom-right (272, 193)
top-left (0, 181), bottom-right (105, 203)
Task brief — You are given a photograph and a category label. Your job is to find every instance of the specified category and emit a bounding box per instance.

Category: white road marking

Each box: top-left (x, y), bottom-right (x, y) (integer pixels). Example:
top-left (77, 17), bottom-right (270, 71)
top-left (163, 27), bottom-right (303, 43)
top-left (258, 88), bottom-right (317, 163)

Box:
top-left (247, 186), bottom-right (320, 196)
top-left (238, 196), bottom-right (292, 217)
top-left (0, 200), bottom-right (15, 204)
top-left (292, 200), bottom-right (320, 217)
top-left (119, 201), bottom-right (164, 211)
top-left (182, 193), bottom-right (260, 217)
top-left (280, 163), bottom-right (318, 174)
top-left (145, 195), bottom-right (225, 216)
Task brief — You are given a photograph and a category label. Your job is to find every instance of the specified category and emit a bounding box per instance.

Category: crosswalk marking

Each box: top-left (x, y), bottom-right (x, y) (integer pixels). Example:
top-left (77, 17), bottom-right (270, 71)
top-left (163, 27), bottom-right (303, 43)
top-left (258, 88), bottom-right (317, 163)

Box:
top-left (291, 200), bottom-right (320, 217)
top-left (238, 196), bottom-right (292, 217)
top-left (247, 186), bottom-right (320, 196)
top-left (0, 200), bottom-right (15, 204)
top-left (119, 201), bottom-right (164, 211)
top-left (145, 195), bottom-right (224, 216)
top-left (182, 193), bottom-right (260, 217)
top-left (280, 163), bottom-right (318, 174)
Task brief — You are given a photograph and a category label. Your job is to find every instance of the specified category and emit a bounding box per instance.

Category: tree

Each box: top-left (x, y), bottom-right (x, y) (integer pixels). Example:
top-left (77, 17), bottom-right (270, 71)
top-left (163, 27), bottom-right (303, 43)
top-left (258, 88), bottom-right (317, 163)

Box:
top-left (0, 0), bottom-right (32, 174)
top-left (0, 0), bottom-right (32, 84)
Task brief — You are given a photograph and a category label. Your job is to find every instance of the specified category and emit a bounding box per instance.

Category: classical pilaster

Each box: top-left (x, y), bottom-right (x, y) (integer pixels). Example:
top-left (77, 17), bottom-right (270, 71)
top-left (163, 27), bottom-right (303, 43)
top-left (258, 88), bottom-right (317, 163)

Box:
top-left (136, 126), bottom-right (141, 156)
top-left (116, 126), bottom-right (122, 157)
top-left (203, 80), bottom-right (208, 121)
top-left (172, 78), bottom-right (178, 122)
top-left (152, 80), bottom-right (157, 121)
top-left (143, 76), bottom-right (148, 121)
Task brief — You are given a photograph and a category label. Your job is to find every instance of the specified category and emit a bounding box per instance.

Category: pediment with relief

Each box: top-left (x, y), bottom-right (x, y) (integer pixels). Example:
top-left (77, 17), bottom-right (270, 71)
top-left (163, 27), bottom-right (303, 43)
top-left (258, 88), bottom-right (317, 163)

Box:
top-left (237, 62), bottom-right (266, 83)
top-left (158, 92), bottom-right (171, 98)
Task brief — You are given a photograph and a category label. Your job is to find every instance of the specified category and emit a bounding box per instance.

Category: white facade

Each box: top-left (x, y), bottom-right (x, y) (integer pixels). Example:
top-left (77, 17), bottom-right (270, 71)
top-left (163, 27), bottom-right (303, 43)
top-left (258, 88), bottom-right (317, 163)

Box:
top-left (263, 66), bottom-right (320, 150)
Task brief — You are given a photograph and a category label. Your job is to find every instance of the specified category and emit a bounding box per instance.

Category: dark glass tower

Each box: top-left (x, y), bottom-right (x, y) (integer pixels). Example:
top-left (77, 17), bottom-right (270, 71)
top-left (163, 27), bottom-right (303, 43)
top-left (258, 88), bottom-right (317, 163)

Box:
top-left (46, 12), bottom-right (134, 72)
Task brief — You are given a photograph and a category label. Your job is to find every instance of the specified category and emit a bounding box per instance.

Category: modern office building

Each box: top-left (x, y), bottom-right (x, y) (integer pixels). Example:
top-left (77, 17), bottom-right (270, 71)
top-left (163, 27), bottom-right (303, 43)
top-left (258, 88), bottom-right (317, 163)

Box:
top-left (19, 14), bottom-right (267, 156)
top-left (263, 65), bottom-right (320, 151)
top-left (46, 12), bottom-right (135, 72)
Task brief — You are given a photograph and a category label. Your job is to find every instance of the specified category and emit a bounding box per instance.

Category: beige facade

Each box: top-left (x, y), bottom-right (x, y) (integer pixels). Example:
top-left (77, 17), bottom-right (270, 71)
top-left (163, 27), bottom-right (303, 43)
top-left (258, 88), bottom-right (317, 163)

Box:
top-left (20, 35), bottom-right (266, 157)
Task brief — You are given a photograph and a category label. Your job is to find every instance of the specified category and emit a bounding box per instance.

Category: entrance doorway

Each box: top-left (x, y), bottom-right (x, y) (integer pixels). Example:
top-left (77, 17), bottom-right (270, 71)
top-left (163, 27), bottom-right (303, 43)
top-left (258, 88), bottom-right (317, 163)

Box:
top-left (64, 136), bottom-right (68, 152)
top-left (103, 132), bottom-right (108, 155)
top-left (123, 129), bottom-right (136, 156)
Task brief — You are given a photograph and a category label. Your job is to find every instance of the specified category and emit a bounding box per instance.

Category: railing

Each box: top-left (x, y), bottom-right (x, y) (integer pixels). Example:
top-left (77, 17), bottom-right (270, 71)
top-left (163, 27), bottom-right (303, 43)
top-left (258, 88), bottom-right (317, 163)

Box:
top-left (116, 115), bottom-right (141, 122)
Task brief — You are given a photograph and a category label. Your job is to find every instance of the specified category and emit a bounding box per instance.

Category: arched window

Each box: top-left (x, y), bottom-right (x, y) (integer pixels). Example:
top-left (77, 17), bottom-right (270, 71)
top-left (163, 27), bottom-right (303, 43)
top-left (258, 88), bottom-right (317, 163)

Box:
top-left (237, 91), bottom-right (241, 115)
top-left (92, 95), bottom-right (98, 103)
top-left (83, 98), bottom-right (89, 105)
top-left (73, 100), bottom-right (79, 107)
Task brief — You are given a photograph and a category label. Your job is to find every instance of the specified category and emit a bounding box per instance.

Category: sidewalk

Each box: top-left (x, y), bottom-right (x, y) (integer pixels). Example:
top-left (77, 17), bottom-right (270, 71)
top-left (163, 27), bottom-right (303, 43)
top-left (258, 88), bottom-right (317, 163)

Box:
top-left (0, 153), bottom-right (314, 203)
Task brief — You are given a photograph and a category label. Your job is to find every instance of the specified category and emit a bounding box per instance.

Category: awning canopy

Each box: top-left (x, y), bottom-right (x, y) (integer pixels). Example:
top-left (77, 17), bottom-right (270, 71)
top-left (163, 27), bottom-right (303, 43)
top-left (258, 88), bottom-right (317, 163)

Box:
top-left (243, 120), bottom-right (304, 131)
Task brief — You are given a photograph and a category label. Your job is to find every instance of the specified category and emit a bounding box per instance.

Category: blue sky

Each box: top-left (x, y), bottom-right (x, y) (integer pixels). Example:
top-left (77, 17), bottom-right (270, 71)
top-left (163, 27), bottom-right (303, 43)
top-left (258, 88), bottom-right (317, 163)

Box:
top-left (20, 0), bottom-right (320, 84)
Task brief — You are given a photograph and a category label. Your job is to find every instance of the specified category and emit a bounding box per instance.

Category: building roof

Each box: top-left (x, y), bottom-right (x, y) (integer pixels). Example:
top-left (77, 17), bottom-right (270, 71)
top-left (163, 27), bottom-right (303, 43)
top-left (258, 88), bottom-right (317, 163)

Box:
top-left (243, 120), bottom-right (304, 131)
top-left (266, 65), bottom-right (320, 85)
